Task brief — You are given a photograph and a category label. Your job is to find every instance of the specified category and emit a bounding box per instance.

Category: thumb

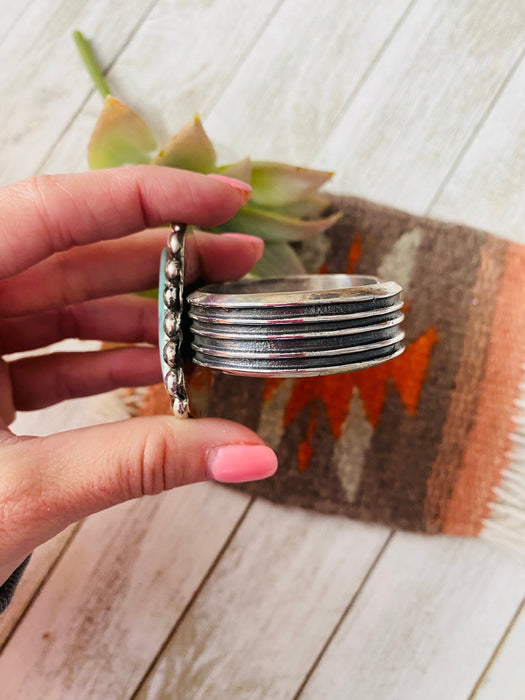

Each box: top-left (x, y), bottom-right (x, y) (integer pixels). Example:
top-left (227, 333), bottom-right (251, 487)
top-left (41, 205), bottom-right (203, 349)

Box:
top-left (0, 417), bottom-right (277, 563)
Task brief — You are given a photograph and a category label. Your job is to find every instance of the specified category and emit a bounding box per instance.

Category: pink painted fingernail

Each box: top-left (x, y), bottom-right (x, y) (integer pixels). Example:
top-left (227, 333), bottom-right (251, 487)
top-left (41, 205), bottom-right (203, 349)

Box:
top-left (206, 444), bottom-right (278, 483)
top-left (207, 174), bottom-right (252, 203)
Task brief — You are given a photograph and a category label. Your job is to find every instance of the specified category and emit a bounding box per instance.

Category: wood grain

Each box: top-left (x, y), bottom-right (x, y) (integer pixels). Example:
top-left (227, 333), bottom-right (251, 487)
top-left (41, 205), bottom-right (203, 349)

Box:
top-left (428, 21), bottom-right (525, 700)
top-left (431, 52), bottom-right (525, 244)
top-left (0, 0), bottom-right (33, 45)
top-left (204, 0), bottom-right (414, 164)
top-left (0, 0), bottom-right (160, 185)
top-left (470, 598), bottom-right (525, 700)
top-left (0, 525), bottom-right (78, 649)
top-left (315, 0), bottom-right (525, 214)
top-left (135, 501), bottom-right (389, 700)
top-left (299, 534), bottom-right (525, 700)
top-left (0, 484), bottom-right (250, 699)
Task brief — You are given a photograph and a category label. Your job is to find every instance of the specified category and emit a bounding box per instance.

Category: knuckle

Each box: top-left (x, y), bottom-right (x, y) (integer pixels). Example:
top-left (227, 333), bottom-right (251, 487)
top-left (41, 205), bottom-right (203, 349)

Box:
top-left (130, 420), bottom-right (172, 497)
top-left (128, 418), bottom-right (201, 498)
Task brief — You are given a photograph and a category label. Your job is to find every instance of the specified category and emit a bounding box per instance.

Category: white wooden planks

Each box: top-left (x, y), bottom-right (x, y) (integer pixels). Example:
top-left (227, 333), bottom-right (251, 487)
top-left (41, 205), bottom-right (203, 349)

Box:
top-left (315, 0), bottom-right (525, 215)
top-left (0, 483), bottom-right (250, 699)
top-left (299, 534), bottom-right (525, 700)
top-left (0, 525), bottom-right (78, 649)
top-left (136, 501), bottom-right (389, 700)
top-left (431, 53), bottom-right (525, 245)
top-left (0, 0), bottom-right (161, 186)
top-left (0, 0), bottom-right (33, 45)
top-left (204, 0), bottom-right (414, 164)
top-left (471, 599), bottom-right (525, 700)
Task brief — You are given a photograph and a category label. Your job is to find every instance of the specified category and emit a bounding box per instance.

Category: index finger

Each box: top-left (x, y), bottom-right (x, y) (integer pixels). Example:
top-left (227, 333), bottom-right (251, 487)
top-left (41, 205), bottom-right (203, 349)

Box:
top-left (0, 166), bottom-right (251, 279)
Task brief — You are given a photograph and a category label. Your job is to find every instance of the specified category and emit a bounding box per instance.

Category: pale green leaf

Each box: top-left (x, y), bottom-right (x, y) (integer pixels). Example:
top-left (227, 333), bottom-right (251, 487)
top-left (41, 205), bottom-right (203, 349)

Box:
top-left (87, 96), bottom-right (157, 169)
top-left (250, 161), bottom-right (333, 207)
top-left (268, 193), bottom-right (331, 219)
top-left (153, 114), bottom-right (216, 172)
top-left (222, 205), bottom-right (341, 242)
top-left (250, 242), bottom-right (306, 277)
top-left (217, 157), bottom-right (252, 183)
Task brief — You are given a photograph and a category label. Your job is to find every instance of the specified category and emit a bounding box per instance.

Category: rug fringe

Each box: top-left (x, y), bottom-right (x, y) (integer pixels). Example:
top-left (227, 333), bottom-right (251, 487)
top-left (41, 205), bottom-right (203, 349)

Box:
top-left (481, 370), bottom-right (525, 558)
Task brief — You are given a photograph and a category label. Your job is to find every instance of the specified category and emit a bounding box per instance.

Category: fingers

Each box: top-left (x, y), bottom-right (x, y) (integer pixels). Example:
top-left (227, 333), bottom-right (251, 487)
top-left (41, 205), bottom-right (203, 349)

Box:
top-left (0, 295), bottom-right (158, 354)
top-left (186, 231), bottom-right (264, 285)
top-left (0, 167), bottom-right (251, 279)
top-left (0, 417), bottom-right (277, 561)
top-left (9, 346), bottom-right (162, 410)
top-left (0, 230), bottom-right (263, 317)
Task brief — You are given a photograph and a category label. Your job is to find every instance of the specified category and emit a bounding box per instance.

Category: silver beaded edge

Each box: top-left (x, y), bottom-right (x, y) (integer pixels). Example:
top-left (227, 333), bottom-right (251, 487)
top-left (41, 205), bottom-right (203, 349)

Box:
top-left (162, 223), bottom-right (191, 418)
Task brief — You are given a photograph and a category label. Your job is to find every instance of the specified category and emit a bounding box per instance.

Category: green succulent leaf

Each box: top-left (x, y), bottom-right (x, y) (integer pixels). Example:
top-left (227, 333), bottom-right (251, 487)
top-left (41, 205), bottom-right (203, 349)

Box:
top-left (153, 114), bottom-right (216, 172)
top-left (250, 242), bottom-right (306, 277)
top-left (268, 193), bottom-right (331, 219)
top-left (217, 157), bottom-right (252, 183)
top-left (250, 162), bottom-right (333, 207)
top-left (221, 205), bottom-right (341, 243)
top-left (87, 96), bottom-right (157, 169)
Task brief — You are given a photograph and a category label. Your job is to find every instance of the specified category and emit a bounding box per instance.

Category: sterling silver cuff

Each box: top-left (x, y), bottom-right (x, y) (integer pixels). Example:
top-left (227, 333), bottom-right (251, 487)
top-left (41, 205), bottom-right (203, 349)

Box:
top-left (159, 224), bottom-right (405, 418)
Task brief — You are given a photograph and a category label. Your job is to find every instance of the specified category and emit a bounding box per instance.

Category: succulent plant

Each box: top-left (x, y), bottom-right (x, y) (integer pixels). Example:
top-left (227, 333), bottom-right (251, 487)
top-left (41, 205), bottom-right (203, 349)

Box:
top-left (73, 31), bottom-right (340, 278)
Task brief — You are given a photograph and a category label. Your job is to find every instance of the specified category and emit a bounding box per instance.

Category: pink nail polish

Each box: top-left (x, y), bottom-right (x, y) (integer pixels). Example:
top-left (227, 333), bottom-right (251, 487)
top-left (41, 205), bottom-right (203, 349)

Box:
top-left (207, 174), bottom-right (252, 203)
top-left (206, 444), bottom-right (278, 483)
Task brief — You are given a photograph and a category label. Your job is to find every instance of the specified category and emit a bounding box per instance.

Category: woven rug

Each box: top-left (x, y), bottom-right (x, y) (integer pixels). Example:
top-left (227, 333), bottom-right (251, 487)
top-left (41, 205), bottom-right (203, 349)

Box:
top-left (124, 195), bottom-right (525, 553)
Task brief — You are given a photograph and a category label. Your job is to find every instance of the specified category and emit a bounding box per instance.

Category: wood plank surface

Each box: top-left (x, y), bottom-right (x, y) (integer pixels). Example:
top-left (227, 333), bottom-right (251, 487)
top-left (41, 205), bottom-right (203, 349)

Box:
top-left (0, 0), bottom-right (33, 45)
top-left (431, 52), bottom-right (525, 244)
top-left (470, 598), bottom-right (525, 700)
top-left (0, 484), bottom-right (250, 699)
top-left (0, 0), bottom-right (161, 186)
top-left (135, 502), bottom-right (389, 700)
top-left (299, 534), bottom-right (525, 700)
top-left (315, 0), bottom-right (525, 215)
top-left (204, 0), bottom-right (414, 164)
top-left (0, 525), bottom-right (78, 649)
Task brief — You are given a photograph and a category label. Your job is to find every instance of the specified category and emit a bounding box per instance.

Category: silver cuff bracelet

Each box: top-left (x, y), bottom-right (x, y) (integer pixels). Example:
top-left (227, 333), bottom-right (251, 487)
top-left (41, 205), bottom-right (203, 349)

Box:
top-left (159, 224), bottom-right (405, 418)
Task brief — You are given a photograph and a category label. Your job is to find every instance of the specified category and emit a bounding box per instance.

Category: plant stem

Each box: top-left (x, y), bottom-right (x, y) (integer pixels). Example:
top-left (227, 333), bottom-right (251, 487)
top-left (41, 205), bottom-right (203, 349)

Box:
top-left (72, 30), bottom-right (111, 99)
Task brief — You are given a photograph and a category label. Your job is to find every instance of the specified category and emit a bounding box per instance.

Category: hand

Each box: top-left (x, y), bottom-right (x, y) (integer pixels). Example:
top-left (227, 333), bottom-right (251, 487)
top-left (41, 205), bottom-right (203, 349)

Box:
top-left (0, 166), bottom-right (278, 586)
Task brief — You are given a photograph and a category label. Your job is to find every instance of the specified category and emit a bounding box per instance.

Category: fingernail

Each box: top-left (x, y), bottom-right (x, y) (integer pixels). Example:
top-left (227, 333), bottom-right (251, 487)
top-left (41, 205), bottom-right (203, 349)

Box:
top-left (206, 444), bottom-right (278, 483)
top-left (220, 233), bottom-right (264, 260)
top-left (207, 174), bottom-right (252, 204)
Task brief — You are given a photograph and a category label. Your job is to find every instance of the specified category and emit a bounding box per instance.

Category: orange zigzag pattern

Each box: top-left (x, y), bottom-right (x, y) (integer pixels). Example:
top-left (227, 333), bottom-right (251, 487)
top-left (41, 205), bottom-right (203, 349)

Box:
top-left (263, 327), bottom-right (438, 471)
